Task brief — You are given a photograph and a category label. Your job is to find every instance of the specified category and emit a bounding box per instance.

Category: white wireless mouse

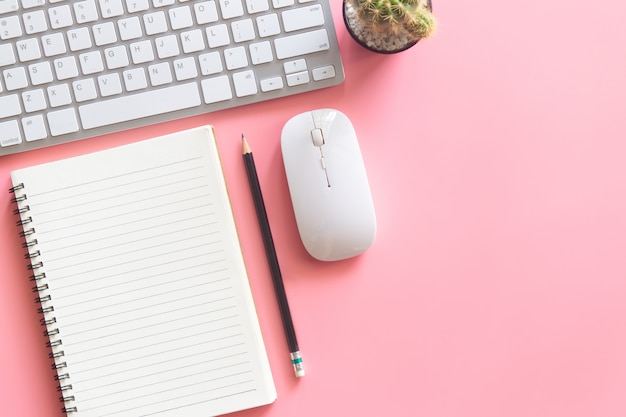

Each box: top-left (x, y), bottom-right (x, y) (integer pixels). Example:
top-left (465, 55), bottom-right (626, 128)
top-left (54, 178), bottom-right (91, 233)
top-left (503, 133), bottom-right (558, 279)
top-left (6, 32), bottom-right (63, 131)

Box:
top-left (281, 109), bottom-right (376, 261)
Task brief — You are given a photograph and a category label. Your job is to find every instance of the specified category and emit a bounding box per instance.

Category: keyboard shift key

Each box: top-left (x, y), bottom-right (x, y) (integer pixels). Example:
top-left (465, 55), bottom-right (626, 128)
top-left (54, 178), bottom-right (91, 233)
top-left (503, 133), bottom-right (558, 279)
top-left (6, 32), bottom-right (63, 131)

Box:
top-left (274, 29), bottom-right (329, 59)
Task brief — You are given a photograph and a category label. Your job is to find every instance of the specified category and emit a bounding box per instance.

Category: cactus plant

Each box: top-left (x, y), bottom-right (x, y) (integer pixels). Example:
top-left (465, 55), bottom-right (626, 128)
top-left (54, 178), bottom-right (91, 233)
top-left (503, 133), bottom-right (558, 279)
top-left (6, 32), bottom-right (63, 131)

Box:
top-left (343, 0), bottom-right (436, 53)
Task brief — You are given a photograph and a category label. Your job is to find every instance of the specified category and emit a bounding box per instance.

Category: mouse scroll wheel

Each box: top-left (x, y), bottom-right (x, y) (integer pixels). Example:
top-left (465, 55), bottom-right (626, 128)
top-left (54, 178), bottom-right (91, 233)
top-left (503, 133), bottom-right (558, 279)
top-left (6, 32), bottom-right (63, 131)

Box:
top-left (311, 128), bottom-right (325, 147)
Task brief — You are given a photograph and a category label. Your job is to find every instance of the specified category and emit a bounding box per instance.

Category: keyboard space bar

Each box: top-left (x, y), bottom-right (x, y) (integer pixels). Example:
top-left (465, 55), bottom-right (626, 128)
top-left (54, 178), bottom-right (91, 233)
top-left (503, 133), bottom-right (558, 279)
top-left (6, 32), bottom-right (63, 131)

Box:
top-left (79, 83), bottom-right (202, 130)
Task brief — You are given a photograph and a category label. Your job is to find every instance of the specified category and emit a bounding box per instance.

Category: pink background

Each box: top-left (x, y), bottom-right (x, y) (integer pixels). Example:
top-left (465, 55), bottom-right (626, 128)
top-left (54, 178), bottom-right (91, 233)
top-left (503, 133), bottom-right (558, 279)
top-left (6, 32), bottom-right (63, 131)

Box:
top-left (2, 1), bottom-right (626, 416)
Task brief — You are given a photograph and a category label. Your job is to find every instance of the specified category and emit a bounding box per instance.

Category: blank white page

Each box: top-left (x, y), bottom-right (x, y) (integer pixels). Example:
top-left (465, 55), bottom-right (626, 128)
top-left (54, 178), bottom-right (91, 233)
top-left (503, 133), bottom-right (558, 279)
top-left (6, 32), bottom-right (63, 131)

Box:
top-left (11, 126), bottom-right (276, 417)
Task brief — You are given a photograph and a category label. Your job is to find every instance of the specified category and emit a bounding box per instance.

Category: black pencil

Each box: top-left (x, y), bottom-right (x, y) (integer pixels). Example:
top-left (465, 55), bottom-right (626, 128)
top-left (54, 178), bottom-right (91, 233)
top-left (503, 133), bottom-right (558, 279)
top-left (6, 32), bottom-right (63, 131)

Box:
top-left (242, 135), bottom-right (304, 378)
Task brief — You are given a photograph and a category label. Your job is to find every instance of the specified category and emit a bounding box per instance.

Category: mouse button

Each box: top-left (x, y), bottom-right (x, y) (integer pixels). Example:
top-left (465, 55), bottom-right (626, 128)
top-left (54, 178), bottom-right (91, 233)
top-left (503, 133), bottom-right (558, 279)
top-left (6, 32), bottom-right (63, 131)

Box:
top-left (311, 109), bottom-right (337, 129)
top-left (311, 128), bottom-right (325, 147)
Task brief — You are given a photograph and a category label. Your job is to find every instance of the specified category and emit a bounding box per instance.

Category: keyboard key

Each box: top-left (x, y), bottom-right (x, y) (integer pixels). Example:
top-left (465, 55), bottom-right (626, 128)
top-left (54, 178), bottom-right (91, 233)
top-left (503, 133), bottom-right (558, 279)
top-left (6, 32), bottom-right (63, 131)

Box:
top-left (198, 51), bottom-right (223, 75)
top-left (72, 78), bottom-right (98, 102)
top-left (0, 0), bottom-right (19, 15)
top-left (169, 6), bottom-right (193, 29)
top-left (99, 0), bottom-right (124, 18)
top-left (130, 40), bottom-right (154, 64)
top-left (0, 120), bottom-right (22, 147)
top-left (48, 5), bottom-right (73, 29)
top-left (123, 67), bottom-right (148, 90)
top-left (21, 0), bottom-right (45, 9)
top-left (155, 34), bottom-right (179, 58)
top-left (232, 70), bottom-right (257, 97)
top-left (173, 56), bottom-right (198, 80)
top-left (41, 32), bottom-right (67, 56)
top-left (125, 0), bottom-right (150, 12)
top-left (22, 89), bottom-right (47, 112)
top-left (274, 29), bottom-right (329, 59)
top-left (249, 41), bottom-right (273, 64)
top-left (194, 1), bottom-right (218, 24)
top-left (245, 0), bottom-right (269, 14)
top-left (74, 0), bottom-right (99, 24)
top-left (79, 51), bottom-right (105, 74)
top-left (206, 24), bottom-right (230, 48)
top-left (47, 83), bottom-right (72, 107)
top-left (118, 16), bottom-right (142, 40)
top-left (312, 65), bottom-right (335, 81)
top-left (284, 58), bottom-right (306, 74)
top-left (0, 94), bottom-right (21, 118)
top-left (201, 75), bottom-right (232, 103)
top-left (153, 0), bottom-right (175, 7)
top-left (47, 108), bottom-right (79, 136)
top-left (256, 13), bottom-right (280, 37)
top-left (0, 44), bottom-right (16, 66)
top-left (93, 21), bottom-right (118, 45)
top-left (97, 73), bottom-right (123, 96)
top-left (54, 56), bottom-right (80, 80)
top-left (22, 114), bottom-right (47, 141)
top-left (286, 70), bottom-right (309, 86)
top-left (16, 38), bottom-right (42, 62)
top-left (180, 29), bottom-right (205, 53)
top-left (282, 5), bottom-right (324, 32)
top-left (4, 66), bottom-right (28, 90)
top-left (144, 11), bottom-right (168, 35)
top-left (23, 10), bottom-right (48, 34)
top-left (78, 82), bottom-right (201, 129)
top-left (147, 62), bottom-right (172, 86)
top-left (219, 0), bottom-right (243, 19)
top-left (104, 45), bottom-right (129, 69)
top-left (260, 76), bottom-right (283, 92)
top-left (67, 27), bottom-right (93, 50)
top-left (272, 0), bottom-right (294, 8)
top-left (28, 61), bottom-right (54, 85)
top-left (224, 46), bottom-right (248, 70)
top-left (0, 15), bottom-right (23, 40)
top-left (231, 18), bottom-right (255, 43)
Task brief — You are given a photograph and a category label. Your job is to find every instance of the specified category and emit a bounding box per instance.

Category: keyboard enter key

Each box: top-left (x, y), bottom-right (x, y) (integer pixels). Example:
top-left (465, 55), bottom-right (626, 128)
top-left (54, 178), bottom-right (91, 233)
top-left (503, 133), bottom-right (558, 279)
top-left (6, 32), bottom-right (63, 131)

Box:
top-left (282, 5), bottom-right (325, 32)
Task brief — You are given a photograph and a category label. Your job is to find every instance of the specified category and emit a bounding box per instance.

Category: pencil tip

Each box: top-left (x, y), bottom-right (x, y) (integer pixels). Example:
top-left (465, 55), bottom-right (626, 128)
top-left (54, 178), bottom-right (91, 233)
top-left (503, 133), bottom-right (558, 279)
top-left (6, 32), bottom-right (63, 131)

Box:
top-left (242, 135), bottom-right (251, 154)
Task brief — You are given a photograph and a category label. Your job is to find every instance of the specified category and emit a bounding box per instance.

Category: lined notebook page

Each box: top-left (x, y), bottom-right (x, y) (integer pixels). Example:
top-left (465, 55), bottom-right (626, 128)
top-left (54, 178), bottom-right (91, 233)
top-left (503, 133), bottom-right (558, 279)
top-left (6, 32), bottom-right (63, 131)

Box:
top-left (11, 126), bottom-right (276, 417)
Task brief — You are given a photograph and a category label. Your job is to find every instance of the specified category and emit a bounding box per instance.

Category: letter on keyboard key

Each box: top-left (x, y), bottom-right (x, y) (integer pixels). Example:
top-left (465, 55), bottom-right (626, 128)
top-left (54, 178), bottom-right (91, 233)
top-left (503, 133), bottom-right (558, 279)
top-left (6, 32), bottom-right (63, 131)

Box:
top-left (274, 29), bottom-right (329, 60)
top-left (0, 120), bottom-right (22, 147)
top-left (79, 83), bottom-right (201, 129)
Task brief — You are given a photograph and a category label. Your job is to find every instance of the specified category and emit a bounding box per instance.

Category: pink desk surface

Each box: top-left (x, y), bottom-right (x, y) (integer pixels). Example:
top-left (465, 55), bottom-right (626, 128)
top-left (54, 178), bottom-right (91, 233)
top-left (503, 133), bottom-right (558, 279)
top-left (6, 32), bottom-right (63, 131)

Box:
top-left (2, 1), bottom-right (626, 416)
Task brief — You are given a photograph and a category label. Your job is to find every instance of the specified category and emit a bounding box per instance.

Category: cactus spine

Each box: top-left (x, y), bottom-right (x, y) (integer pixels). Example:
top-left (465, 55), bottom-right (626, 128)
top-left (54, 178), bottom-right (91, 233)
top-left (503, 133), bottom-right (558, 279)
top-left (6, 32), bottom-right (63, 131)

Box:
top-left (353, 0), bottom-right (436, 40)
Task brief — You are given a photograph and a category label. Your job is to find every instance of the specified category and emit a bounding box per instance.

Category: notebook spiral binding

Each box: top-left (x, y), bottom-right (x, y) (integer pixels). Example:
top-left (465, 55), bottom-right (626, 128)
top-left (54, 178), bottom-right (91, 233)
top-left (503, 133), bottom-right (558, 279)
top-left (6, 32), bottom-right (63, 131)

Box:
top-left (9, 183), bottom-right (79, 414)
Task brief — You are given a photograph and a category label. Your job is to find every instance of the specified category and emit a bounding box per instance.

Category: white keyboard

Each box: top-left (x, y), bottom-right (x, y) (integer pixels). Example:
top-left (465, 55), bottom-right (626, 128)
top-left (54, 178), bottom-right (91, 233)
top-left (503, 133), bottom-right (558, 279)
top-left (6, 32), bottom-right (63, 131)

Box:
top-left (0, 0), bottom-right (344, 156)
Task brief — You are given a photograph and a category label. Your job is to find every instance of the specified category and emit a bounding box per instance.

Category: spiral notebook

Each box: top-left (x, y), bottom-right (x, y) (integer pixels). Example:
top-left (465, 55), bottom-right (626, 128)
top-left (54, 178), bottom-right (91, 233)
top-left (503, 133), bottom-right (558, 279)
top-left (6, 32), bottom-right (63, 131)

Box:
top-left (9, 126), bottom-right (276, 416)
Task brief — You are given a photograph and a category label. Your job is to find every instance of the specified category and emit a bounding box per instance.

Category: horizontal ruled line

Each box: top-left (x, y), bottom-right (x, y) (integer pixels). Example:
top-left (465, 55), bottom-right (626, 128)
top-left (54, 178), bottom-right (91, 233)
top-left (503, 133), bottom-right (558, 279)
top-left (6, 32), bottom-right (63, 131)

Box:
top-left (44, 223), bottom-right (217, 263)
top-left (46, 246), bottom-right (226, 281)
top-left (40, 198), bottom-right (214, 237)
top-left (89, 382), bottom-right (257, 415)
top-left (73, 343), bottom-right (247, 380)
top-left (27, 157), bottom-right (203, 199)
top-left (53, 255), bottom-right (221, 291)
top-left (35, 184), bottom-right (211, 226)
